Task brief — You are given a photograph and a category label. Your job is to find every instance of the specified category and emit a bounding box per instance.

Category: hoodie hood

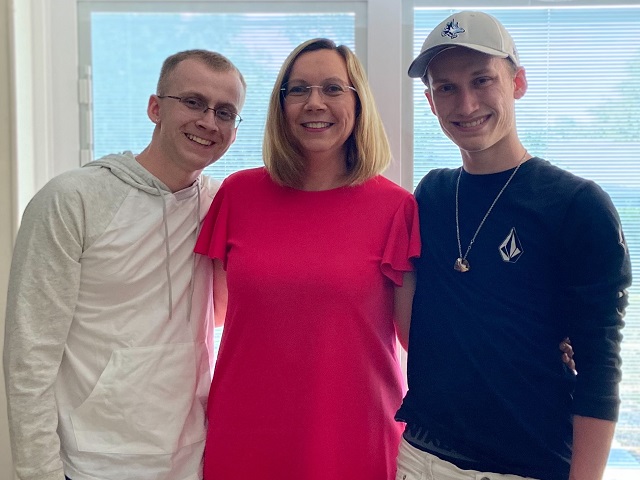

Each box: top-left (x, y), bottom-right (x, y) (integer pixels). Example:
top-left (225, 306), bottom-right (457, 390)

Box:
top-left (85, 151), bottom-right (171, 195)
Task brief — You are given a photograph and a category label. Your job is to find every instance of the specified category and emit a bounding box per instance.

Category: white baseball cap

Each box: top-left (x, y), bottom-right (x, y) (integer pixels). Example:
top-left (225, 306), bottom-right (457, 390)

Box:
top-left (408, 11), bottom-right (520, 80)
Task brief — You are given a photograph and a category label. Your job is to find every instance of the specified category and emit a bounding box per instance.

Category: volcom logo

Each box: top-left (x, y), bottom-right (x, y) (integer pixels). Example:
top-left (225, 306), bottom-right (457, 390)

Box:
top-left (499, 227), bottom-right (523, 263)
top-left (441, 20), bottom-right (465, 39)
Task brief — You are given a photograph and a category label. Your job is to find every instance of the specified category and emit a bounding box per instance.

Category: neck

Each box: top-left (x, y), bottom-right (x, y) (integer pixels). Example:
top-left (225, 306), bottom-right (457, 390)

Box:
top-left (300, 153), bottom-right (349, 191)
top-left (136, 146), bottom-right (199, 192)
top-left (461, 141), bottom-right (530, 175)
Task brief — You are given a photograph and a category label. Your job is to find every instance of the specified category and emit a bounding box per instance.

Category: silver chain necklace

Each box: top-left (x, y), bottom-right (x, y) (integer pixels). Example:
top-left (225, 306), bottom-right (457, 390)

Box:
top-left (454, 151), bottom-right (528, 272)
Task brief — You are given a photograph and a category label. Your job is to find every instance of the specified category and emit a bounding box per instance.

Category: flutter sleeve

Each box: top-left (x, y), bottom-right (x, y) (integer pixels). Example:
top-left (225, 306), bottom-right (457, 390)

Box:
top-left (195, 178), bottom-right (231, 267)
top-left (381, 193), bottom-right (421, 286)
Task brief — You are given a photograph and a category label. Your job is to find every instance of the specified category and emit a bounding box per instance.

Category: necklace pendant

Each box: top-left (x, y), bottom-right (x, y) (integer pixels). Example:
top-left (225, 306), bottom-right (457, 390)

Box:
top-left (454, 258), bottom-right (470, 272)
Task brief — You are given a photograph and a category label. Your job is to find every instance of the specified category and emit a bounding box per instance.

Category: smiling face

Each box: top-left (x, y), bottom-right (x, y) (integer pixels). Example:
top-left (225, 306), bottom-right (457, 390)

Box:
top-left (283, 49), bottom-right (357, 165)
top-left (147, 58), bottom-right (245, 186)
top-left (425, 47), bottom-right (526, 162)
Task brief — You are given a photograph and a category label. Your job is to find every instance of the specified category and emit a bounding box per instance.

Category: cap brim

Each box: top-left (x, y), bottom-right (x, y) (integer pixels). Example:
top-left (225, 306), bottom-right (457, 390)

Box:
top-left (407, 46), bottom-right (449, 78)
top-left (408, 44), bottom-right (510, 78)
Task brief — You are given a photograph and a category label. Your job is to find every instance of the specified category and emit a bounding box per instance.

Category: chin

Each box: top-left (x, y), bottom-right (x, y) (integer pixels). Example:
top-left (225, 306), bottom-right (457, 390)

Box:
top-left (451, 135), bottom-right (496, 152)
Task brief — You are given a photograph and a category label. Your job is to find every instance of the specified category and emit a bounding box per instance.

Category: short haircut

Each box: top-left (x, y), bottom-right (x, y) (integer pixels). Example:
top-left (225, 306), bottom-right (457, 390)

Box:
top-left (156, 49), bottom-right (246, 96)
top-left (263, 38), bottom-right (392, 188)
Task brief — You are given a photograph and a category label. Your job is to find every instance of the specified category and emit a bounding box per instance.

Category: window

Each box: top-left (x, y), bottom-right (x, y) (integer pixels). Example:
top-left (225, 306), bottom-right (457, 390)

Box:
top-left (412, 3), bottom-right (640, 476)
top-left (77, 1), bottom-right (364, 180)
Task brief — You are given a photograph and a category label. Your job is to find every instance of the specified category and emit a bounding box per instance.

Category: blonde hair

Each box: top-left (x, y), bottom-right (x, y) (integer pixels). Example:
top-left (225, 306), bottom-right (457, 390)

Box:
top-left (263, 38), bottom-right (392, 188)
top-left (157, 49), bottom-right (246, 96)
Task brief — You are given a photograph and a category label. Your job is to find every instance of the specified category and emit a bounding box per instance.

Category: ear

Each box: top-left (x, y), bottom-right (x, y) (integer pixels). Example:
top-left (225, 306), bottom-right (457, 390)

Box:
top-left (513, 66), bottom-right (527, 100)
top-left (147, 94), bottom-right (161, 124)
top-left (425, 89), bottom-right (437, 115)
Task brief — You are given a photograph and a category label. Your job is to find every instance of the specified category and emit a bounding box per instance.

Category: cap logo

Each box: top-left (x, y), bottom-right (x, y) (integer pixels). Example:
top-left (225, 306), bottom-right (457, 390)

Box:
top-left (441, 19), bottom-right (465, 39)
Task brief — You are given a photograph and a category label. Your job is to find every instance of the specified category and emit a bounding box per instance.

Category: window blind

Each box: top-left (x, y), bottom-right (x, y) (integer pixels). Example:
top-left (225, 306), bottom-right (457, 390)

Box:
top-left (83, 7), bottom-right (358, 178)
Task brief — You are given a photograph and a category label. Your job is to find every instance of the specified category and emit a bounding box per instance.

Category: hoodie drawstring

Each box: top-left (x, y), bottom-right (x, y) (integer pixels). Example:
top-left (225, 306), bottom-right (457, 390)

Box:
top-left (153, 177), bottom-right (202, 324)
top-left (152, 180), bottom-right (174, 319)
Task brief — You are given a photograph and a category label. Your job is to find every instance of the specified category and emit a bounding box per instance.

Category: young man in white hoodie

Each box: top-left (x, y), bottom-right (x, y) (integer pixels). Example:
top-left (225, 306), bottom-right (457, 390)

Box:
top-left (3, 49), bottom-right (246, 480)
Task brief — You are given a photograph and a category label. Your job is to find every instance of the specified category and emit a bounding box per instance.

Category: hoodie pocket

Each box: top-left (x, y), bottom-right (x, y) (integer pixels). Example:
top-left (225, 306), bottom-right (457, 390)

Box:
top-left (70, 343), bottom-right (206, 455)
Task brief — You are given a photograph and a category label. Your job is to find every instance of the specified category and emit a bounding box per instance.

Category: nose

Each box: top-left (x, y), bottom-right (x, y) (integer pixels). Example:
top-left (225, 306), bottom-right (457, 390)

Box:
top-left (196, 108), bottom-right (220, 130)
top-left (456, 87), bottom-right (479, 115)
top-left (304, 86), bottom-right (327, 109)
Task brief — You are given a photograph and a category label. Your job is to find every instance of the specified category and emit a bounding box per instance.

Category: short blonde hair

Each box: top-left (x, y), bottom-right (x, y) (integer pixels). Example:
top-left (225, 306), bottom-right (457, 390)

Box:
top-left (157, 49), bottom-right (246, 96)
top-left (263, 38), bottom-right (392, 188)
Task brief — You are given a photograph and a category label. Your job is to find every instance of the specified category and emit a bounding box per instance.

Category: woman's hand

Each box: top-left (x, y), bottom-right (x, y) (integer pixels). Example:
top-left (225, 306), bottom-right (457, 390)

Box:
top-left (560, 337), bottom-right (576, 373)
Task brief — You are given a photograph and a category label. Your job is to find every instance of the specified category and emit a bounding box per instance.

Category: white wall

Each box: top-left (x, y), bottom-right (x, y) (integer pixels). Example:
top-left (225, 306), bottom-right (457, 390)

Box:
top-left (0, 0), bottom-right (15, 476)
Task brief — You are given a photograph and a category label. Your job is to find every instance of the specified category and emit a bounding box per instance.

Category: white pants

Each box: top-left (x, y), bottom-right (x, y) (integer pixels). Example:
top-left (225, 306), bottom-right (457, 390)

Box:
top-left (395, 439), bottom-right (539, 480)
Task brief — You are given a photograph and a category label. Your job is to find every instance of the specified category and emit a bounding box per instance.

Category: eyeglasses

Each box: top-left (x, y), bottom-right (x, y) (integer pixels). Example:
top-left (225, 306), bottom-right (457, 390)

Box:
top-left (157, 95), bottom-right (243, 128)
top-left (280, 83), bottom-right (357, 104)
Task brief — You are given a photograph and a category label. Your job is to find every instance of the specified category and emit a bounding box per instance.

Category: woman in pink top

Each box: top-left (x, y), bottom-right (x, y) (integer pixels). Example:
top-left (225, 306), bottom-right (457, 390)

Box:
top-left (195, 38), bottom-right (420, 480)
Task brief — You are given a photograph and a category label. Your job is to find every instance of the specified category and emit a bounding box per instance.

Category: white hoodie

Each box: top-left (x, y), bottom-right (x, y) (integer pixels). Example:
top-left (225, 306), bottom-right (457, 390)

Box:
top-left (4, 152), bottom-right (219, 480)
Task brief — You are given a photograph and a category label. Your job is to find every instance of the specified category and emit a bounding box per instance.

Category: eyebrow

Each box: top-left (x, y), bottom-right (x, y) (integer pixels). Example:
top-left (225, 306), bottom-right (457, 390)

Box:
top-left (178, 91), bottom-right (238, 112)
top-left (430, 67), bottom-right (495, 85)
